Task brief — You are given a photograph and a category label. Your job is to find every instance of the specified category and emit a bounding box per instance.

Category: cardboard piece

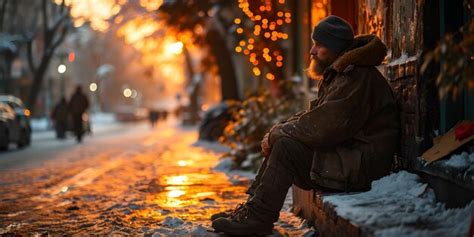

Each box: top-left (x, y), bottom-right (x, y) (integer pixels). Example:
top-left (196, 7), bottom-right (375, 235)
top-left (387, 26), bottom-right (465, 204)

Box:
top-left (422, 121), bottom-right (474, 164)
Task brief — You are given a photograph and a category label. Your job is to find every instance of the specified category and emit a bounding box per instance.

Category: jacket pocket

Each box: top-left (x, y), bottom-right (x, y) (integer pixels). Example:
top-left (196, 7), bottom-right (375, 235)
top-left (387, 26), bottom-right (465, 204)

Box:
top-left (310, 149), bottom-right (346, 190)
top-left (310, 145), bottom-right (364, 191)
top-left (336, 145), bottom-right (362, 189)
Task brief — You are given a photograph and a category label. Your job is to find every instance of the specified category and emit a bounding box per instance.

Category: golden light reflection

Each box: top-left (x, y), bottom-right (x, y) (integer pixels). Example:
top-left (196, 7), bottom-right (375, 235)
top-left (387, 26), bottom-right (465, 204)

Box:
top-left (165, 175), bottom-right (190, 185)
top-left (134, 135), bottom-right (251, 221)
top-left (177, 160), bottom-right (194, 167)
top-left (194, 191), bottom-right (216, 197)
top-left (167, 189), bottom-right (186, 198)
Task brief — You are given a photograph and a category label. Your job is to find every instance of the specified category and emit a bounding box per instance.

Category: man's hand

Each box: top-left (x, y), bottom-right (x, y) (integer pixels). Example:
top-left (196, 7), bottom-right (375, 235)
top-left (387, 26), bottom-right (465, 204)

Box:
top-left (261, 132), bottom-right (270, 157)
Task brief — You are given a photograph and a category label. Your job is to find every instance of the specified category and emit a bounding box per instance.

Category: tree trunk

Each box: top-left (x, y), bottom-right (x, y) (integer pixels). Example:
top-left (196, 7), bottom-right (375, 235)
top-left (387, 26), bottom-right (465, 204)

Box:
top-left (27, 53), bottom-right (52, 113)
top-left (205, 29), bottom-right (240, 101)
top-left (183, 46), bottom-right (200, 124)
top-left (0, 0), bottom-right (8, 31)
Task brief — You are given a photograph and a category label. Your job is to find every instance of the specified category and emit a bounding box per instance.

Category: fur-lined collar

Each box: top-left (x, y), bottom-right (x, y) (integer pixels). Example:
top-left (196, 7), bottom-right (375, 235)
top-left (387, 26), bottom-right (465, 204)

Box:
top-left (332, 34), bottom-right (387, 73)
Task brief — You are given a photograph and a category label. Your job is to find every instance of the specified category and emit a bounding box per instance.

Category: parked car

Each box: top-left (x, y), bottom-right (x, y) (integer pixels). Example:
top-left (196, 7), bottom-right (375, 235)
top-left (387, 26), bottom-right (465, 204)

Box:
top-left (0, 102), bottom-right (28, 150)
top-left (0, 95), bottom-right (32, 148)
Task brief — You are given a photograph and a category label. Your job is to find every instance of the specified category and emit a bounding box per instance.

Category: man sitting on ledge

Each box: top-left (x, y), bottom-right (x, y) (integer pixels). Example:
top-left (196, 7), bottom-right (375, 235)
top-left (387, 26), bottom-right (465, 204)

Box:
top-left (211, 15), bottom-right (400, 235)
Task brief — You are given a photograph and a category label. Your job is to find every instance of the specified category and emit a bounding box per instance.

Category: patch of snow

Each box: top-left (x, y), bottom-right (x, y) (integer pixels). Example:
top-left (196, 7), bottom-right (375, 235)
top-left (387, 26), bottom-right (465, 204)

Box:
top-left (241, 158), bottom-right (253, 169)
top-left (226, 172), bottom-right (254, 185)
top-left (31, 117), bottom-right (50, 131)
top-left (388, 53), bottom-right (419, 66)
top-left (323, 171), bottom-right (473, 237)
top-left (151, 221), bottom-right (214, 236)
top-left (437, 152), bottom-right (474, 169)
top-left (162, 216), bottom-right (184, 228)
top-left (213, 157), bottom-right (234, 172)
top-left (89, 112), bottom-right (116, 124)
top-left (193, 140), bottom-right (230, 153)
top-left (241, 152), bottom-right (262, 169)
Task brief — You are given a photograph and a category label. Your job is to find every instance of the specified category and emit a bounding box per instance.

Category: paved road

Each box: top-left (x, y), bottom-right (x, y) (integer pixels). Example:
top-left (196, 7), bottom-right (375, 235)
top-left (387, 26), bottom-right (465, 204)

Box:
top-left (0, 120), bottom-right (249, 235)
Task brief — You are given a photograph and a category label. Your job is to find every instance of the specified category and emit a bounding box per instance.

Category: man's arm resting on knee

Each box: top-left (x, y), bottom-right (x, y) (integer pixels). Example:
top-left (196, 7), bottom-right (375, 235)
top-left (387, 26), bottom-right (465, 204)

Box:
top-left (270, 74), bottom-right (372, 148)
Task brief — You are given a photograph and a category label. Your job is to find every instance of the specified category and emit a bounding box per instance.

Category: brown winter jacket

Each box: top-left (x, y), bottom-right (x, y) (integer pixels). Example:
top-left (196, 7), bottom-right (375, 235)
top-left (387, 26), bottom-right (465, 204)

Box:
top-left (270, 35), bottom-right (400, 191)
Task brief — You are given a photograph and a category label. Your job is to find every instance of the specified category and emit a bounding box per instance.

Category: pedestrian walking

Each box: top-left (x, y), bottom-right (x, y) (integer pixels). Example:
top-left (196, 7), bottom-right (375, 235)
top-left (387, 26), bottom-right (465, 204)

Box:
top-left (68, 86), bottom-right (89, 143)
top-left (50, 97), bottom-right (69, 139)
top-left (211, 15), bottom-right (400, 235)
top-left (148, 109), bottom-right (159, 128)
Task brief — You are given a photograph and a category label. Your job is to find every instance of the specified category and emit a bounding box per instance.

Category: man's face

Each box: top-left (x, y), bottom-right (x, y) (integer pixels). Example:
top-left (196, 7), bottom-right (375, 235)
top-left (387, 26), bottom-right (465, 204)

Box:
top-left (308, 41), bottom-right (338, 79)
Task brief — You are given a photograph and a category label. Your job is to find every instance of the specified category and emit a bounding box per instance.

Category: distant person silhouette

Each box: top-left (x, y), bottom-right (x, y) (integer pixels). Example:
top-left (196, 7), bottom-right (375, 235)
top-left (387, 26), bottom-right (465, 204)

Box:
top-left (51, 97), bottom-right (68, 139)
top-left (68, 86), bottom-right (89, 143)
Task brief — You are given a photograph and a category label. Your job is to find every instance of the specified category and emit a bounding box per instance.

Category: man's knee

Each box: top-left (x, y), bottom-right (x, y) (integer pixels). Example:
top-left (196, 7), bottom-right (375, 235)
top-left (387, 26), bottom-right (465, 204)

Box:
top-left (272, 136), bottom-right (304, 151)
top-left (273, 136), bottom-right (294, 145)
top-left (270, 137), bottom-right (311, 160)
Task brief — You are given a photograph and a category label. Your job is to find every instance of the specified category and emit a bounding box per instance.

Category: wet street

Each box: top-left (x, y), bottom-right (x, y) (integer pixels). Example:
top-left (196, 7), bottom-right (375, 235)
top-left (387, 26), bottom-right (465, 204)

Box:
top-left (0, 120), bottom-right (251, 235)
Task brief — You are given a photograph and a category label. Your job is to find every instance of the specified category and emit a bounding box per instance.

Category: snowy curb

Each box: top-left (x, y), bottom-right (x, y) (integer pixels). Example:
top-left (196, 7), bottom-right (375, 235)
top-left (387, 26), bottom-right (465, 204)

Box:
top-left (322, 171), bottom-right (473, 237)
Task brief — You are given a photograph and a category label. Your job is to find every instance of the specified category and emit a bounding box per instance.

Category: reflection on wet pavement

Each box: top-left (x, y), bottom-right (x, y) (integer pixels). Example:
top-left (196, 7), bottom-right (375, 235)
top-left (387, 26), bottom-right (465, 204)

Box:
top-left (0, 126), bottom-right (250, 235)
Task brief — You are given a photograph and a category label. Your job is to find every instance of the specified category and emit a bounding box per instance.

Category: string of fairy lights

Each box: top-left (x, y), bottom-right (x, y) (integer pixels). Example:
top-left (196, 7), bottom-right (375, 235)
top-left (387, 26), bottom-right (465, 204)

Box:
top-left (234, 0), bottom-right (291, 81)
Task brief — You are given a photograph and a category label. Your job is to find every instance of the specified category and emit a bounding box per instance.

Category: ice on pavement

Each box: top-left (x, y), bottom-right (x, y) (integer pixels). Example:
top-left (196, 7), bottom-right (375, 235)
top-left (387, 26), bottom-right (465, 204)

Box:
top-left (148, 142), bottom-right (316, 236)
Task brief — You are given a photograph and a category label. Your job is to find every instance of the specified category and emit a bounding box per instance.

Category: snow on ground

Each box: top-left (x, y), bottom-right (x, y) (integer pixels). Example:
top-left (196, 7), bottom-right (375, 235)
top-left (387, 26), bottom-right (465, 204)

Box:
top-left (436, 151), bottom-right (474, 169)
top-left (30, 116), bottom-right (50, 131)
top-left (323, 171), bottom-right (473, 237)
top-left (31, 112), bottom-right (117, 132)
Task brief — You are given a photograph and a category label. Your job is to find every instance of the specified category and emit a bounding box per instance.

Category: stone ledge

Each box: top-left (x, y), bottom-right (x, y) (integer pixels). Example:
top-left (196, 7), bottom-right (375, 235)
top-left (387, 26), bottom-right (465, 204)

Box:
top-left (292, 187), bottom-right (364, 237)
top-left (292, 171), bottom-right (473, 237)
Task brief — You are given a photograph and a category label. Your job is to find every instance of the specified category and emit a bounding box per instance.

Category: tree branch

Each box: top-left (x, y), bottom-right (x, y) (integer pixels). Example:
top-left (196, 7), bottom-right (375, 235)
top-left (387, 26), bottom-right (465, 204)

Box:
top-left (41, 0), bottom-right (48, 37)
top-left (50, 23), bottom-right (69, 52)
top-left (59, 0), bottom-right (65, 14)
top-left (50, 11), bottom-right (69, 38)
top-left (27, 40), bottom-right (37, 74)
top-left (0, 0), bottom-right (8, 32)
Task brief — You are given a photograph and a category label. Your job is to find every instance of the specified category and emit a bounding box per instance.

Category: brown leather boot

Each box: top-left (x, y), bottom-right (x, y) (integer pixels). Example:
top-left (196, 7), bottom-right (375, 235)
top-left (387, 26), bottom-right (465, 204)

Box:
top-left (210, 202), bottom-right (245, 221)
top-left (211, 203), bottom-right (274, 235)
top-left (210, 157), bottom-right (269, 221)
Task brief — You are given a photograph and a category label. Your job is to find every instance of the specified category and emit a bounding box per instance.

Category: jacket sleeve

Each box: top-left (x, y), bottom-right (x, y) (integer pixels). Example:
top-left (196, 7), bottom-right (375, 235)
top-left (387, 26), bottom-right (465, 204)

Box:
top-left (270, 74), bottom-right (372, 148)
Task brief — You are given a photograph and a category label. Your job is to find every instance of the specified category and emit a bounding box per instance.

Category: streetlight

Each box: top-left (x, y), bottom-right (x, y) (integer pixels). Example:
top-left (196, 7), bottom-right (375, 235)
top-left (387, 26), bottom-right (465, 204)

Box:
top-left (57, 64), bottom-right (67, 98)
top-left (89, 82), bottom-right (98, 92)
top-left (123, 88), bottom-right (132, 98)
top-left (58, 64), bottom-right (66, 74)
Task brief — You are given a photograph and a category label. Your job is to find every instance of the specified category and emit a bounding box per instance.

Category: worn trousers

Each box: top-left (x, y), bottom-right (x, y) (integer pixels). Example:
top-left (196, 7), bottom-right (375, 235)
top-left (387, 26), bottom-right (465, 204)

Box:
top-left (246, 137), bottom-right (315, 222)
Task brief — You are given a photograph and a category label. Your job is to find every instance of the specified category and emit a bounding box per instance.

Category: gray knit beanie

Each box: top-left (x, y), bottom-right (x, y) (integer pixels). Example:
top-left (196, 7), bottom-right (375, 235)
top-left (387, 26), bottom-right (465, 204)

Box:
top-left (312, 15), bottom-right (354, 54)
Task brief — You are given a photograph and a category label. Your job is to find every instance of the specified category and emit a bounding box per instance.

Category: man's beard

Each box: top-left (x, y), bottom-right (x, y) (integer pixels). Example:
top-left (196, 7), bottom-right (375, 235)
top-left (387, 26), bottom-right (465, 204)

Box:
top-left (307, 56), bottom-right (332, 80)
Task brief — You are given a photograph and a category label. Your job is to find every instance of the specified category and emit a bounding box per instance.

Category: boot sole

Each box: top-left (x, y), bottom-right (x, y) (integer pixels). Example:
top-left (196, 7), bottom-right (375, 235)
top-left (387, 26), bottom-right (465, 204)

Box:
top-left (208, 229), bottom-right (272, 236)
top-left (212, 225), bottom-right (273, 236)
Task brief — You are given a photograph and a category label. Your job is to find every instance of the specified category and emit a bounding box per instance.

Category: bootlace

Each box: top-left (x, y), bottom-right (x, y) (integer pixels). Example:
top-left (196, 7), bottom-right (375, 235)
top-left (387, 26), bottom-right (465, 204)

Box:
top-left (231, 202), bottom-right (244, 212)
top-left (232, 204), bottom-right (251, 222)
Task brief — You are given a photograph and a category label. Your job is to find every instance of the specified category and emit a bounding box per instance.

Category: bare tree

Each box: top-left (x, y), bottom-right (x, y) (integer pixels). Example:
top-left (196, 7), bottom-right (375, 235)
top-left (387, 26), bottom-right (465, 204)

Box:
top-left (25, 0), bottom-right (72, 113)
